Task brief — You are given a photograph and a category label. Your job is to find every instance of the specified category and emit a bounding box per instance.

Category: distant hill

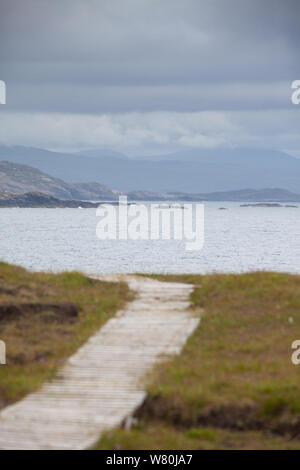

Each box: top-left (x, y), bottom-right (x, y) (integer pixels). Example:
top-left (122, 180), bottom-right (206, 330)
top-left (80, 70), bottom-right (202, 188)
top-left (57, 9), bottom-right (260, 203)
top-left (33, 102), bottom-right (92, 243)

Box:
top-left (1, 160), bottom-right (300, 204)
top-left (0, 161), bottom-right (120, 200)
top-left (139, 148), bottom-right (299, 163)
top-left (0, 190), bottom-right (99, 208)
top-left (161, 188), bottom-right (300, 202)
top-left (0, 145), bottom-right (299, 193)
top-left (0, 157), bottom-right (300, 207)
top-left (77, 149), bottom-right (129, 159)
top-left (0, 187), bottom-right (299, 208)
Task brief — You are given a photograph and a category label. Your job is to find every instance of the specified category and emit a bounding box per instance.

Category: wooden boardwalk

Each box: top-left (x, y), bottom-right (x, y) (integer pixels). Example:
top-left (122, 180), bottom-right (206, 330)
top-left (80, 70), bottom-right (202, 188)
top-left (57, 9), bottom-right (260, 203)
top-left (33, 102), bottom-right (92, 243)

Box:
top-left (0, 275), bottom-right (199, 450)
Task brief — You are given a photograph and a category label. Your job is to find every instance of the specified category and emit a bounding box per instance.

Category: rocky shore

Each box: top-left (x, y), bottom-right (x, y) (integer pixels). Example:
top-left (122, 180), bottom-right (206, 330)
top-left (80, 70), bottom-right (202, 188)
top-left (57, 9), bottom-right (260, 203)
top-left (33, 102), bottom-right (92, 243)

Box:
top-left (0, 191), bottom-right (99, 208)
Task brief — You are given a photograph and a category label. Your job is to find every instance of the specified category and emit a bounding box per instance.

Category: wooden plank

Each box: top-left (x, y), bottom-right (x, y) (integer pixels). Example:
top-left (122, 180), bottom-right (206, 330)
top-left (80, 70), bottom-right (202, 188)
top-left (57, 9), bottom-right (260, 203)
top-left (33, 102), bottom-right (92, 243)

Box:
top-left (0, 275), bottom-right (200, 450)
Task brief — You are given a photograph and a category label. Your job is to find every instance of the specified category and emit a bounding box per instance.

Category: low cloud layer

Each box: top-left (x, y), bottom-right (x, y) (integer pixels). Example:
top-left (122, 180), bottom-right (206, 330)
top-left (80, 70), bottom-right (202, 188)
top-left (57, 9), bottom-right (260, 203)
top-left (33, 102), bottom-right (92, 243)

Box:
top-left (0, 109), bottom-right (299, 156)
top-left (0, 0), bottom-right (299, 154)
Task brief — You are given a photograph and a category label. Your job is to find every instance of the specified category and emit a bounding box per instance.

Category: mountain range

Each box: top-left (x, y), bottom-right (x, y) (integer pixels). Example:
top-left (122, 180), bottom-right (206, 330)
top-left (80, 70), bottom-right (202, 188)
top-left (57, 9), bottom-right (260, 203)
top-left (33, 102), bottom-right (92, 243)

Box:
top-left (0, 161), bottom-right (120, 200)
top-left (0, 190), bottom-right (100, 208)
top-left (0, 160), bottom-right (300, 203)
top-left (0, 145), bottom-right (299, 194)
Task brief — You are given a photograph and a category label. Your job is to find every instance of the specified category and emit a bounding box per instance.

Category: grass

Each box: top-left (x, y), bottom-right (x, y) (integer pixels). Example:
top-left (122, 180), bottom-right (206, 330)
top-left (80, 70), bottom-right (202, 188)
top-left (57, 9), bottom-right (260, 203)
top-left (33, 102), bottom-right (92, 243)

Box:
top-left (95, 271), bottom-right (300, 450)
top-left (97, 424), bottom-right (300, 450)
top-left (0, 262), bottom-right (133, 408)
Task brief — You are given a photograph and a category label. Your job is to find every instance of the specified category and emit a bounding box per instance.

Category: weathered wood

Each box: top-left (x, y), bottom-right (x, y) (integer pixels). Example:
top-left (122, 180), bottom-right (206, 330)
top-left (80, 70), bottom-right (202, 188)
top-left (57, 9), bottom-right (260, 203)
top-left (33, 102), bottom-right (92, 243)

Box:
top-left (0, 275), bottom-right (199, 450)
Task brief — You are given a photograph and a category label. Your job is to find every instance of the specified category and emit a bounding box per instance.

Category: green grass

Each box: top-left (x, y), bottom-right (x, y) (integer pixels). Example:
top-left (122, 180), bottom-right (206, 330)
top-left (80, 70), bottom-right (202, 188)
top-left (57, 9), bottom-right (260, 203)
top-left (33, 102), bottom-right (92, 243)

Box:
top-left (96, 424), bottom-right (300, 450)
top-left (95, 271), bottom-right (300, 450)
top-left (0, 262), bottom-right (133, 408)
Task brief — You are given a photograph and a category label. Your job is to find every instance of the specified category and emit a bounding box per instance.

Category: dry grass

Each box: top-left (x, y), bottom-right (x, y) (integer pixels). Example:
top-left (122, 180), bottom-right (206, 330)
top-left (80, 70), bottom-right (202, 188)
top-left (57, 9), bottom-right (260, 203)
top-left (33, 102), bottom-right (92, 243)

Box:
top-left (0, 262), bottom-right (133, 409)
top-left (95, 271), bottom-right (300, 450)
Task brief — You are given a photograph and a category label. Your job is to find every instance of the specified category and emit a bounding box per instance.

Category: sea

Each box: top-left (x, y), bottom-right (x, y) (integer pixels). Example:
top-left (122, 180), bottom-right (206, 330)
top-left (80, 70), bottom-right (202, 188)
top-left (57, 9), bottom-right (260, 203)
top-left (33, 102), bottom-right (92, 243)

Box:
top-left (0, 201), bottom-right (299, 274)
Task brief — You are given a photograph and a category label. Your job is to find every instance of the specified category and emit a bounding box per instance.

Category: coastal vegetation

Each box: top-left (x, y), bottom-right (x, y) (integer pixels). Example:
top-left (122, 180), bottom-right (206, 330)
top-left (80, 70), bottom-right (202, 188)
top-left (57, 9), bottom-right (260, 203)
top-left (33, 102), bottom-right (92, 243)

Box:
top-left (96, 272), bottom-right (300, 450)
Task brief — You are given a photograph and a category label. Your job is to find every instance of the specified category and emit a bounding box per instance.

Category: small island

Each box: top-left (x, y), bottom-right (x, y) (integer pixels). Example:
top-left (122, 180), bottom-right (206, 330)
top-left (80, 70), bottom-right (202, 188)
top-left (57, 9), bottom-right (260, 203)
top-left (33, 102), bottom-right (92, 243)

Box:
top-left (240, 203), bottom-right (298, 208)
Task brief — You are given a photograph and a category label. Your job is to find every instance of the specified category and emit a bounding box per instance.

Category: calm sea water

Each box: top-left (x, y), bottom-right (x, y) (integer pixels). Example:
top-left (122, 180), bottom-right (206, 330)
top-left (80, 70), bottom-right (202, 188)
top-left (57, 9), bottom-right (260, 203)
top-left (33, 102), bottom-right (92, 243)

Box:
top-left (0, 202), bottom-right (299, 274)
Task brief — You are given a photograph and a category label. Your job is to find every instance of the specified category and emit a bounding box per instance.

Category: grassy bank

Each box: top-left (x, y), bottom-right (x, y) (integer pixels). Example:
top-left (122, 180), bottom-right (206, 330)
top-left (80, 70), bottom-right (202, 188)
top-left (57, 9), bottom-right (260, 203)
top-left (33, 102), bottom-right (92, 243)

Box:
top-left (96, 272), bottom-right (300, 450)
top-left (0, 262), bottom-right (133, 409)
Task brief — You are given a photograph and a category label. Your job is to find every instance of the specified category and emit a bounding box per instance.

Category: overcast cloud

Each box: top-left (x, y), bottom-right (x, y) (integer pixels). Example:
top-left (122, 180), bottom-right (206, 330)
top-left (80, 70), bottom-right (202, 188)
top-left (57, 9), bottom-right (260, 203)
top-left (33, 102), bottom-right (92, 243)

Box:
top-left (0, 0), bottom-right (299, 154)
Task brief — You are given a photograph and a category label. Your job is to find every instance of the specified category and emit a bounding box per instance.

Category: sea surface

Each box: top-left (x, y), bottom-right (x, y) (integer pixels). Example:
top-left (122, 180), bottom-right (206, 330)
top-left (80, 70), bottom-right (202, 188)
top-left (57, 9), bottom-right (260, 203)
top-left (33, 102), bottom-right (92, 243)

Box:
top-left (0, 202), bottom-right (299, 274)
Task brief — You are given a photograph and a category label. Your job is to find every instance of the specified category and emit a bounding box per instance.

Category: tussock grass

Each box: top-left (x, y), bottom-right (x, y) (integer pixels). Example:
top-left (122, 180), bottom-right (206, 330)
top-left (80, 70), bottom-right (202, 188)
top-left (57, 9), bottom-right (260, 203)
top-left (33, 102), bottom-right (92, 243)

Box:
top-left (0, 262), bottom-right (133, 408)
top-left (95, 272), bottom-right (300, 450)
top-left (97, 424), bottom-right (300, 450)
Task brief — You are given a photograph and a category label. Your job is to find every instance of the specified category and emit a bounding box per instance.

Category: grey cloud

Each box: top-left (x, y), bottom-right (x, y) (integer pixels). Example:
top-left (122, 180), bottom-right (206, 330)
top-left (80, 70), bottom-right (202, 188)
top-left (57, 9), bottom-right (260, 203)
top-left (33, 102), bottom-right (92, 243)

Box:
top-left (0, 0), bottom-right (299, 112)
top-left (0, 0), bottom-right (299, 153)
top-left (3, 80), bottom-right (294, 114)
top-left (0, 109), bottom-right (299, 155)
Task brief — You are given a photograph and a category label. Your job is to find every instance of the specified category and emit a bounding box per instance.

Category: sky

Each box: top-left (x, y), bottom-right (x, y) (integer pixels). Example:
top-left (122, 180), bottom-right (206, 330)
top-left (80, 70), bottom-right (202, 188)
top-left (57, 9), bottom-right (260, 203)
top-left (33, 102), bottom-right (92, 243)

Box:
top-left (0, 0), bottom-right (299, 155)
